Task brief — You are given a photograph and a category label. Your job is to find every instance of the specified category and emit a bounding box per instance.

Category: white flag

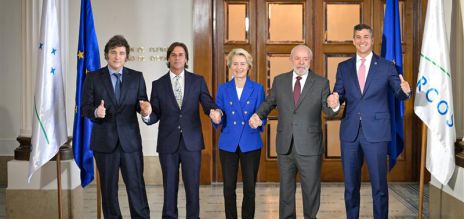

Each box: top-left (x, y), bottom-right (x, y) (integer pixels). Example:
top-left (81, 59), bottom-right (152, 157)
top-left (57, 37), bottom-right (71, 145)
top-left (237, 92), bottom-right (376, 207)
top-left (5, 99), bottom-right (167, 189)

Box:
top-left (413, 0), bottom-right (455, 185)
top-left (28, 0), bottom-right (68, 182)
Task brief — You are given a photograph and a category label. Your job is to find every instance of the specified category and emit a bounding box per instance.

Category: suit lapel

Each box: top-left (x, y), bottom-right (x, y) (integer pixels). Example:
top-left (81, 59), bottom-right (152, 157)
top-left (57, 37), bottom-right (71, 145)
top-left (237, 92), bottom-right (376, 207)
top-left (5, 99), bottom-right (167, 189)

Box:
top-left (227, 79), bottom-right (244, 120)
top-left (101, 67), bottom-right (118, 105)
top-left (362, 54), bottom-right (379, 94)
top-left (348, 57), bottom-right (363, 97)
top-left (119, 67), bottom-right (131, 105)
top-left (181, 71), bottom-right (192, 110)
top-left (239, 78), bottom-right (254, 109)
top-left (227, 79), bottom-right (240, 105)
top-left (295, 71), bottom-right (314, 109)
top-left (283, 72), bottom-right (295, 111)
top-left (163, 72), bottom-right (180, 111)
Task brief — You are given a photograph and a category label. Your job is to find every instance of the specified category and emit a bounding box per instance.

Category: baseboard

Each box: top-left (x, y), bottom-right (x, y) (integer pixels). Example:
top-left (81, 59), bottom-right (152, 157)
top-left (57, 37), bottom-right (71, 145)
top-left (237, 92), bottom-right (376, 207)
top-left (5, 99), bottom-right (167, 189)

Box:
top-left (429, 184), bottom-right (464, 218)
top-left (0, 156), bottom-right (163, 188)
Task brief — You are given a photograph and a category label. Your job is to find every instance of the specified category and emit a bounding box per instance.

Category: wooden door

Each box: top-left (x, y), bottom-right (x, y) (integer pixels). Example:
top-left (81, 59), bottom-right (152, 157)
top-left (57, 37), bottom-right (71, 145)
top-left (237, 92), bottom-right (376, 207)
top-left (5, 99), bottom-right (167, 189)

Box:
top-left (205, 0), bottom-right (416, 182)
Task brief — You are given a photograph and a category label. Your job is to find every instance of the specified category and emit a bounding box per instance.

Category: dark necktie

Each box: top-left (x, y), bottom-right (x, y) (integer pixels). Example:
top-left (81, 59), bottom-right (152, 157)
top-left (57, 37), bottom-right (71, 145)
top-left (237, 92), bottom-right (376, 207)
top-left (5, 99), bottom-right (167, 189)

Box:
top-left (113, 73), bottom-right (121, 103)
top-left (293, 76), bottom-right (302, 106)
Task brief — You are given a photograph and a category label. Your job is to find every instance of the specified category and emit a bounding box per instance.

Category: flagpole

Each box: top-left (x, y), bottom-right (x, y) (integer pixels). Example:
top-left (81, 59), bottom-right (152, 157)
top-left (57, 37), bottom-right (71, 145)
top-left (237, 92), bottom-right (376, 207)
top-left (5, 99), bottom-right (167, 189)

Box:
top-left (96, 166), bottom-right (102, 219)
top-left (418, 123), bottom-right (427, 219)
top-left (56, 150), bottom-right (63, 219)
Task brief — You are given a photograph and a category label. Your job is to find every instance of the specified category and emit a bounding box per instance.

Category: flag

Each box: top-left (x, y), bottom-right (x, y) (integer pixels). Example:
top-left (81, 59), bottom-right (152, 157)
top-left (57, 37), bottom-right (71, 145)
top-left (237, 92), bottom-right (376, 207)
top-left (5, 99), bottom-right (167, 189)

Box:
top-left (72, 0), bottom-right (100, 187)
top-left (28, 0), bottom-right (68, 182)
top-left (414, 0), bottom-right (455, 185)
top-left (381, 0), bottom-right (405, 170)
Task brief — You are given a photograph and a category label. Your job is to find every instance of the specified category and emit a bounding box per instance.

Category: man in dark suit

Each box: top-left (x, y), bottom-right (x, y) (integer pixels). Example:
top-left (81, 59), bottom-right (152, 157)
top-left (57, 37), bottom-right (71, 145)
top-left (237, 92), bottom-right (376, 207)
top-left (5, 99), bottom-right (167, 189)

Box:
top-left (249, 45), bottom-right (336, 219)
top-left (144, 42), bottom-right (220, 219)
top-left (82, 35), bottom-right (151, 218)
top-left (327, 24), bottom-right (411, 219)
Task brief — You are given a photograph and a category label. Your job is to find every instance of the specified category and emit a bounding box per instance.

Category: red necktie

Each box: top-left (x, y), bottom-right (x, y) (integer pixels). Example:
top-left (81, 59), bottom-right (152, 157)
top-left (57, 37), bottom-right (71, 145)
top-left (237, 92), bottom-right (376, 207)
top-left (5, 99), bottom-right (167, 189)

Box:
top-left (293, 76), bottom-right (302, 106)
top-left (358, 58), bottom-right (366, 93)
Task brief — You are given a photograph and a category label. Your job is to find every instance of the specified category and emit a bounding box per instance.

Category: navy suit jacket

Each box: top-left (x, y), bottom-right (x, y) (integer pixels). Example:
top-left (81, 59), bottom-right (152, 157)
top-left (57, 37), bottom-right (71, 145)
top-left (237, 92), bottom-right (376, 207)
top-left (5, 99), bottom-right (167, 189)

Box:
top-left (333, 54), bottom-right (409, 143)
top-left (146, 71), bottom-right (217, 153)
top-left (81, 66), bottom-right (148, 153)
top-left (214, 78), bottom-right (266, 153)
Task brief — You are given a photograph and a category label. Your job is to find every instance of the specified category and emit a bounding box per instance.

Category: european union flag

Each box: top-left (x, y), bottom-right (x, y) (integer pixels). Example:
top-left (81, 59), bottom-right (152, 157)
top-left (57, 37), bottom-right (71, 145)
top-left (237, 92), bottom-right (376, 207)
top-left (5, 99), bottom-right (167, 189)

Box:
top-left (381, 0), bottom-right (404, 171)
top-left (72, 0), bottom-right (100, 187)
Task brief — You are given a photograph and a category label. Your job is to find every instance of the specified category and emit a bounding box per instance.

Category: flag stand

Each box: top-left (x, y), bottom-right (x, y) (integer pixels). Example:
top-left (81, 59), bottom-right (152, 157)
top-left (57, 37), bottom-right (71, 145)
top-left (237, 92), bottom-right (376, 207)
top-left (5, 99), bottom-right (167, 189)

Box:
top-left (418, 123), bottom-right (427, 219)
top-left (56, 150), bottom-right (63, 219)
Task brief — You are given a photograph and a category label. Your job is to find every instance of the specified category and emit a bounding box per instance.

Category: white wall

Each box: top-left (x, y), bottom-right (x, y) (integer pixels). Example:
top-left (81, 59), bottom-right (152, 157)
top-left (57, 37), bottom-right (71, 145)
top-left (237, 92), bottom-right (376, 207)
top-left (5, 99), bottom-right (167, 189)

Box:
top-left (0, 0), bottom-right (21, 155)
top-left (0, 0), bottom-right (193, 156)
top-left (430, 0), bottom-right (464, 203)
top-left (66, 0), bottom-right (194, 156)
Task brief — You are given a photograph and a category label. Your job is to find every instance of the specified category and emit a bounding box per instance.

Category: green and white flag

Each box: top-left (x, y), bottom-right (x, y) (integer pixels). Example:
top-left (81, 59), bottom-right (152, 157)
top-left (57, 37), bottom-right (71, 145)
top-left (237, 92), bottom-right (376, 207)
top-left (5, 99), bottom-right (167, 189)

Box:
top-left (28, 0), bottom-right (68, 182)
top-left (413, 0), bottom-right (455, 185)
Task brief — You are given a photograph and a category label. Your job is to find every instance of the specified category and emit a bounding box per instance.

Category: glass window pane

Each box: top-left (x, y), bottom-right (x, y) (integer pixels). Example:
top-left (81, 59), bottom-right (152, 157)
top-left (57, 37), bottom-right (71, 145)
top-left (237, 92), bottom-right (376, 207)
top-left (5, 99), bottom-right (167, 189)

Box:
top-left (226, 3), bottom-right (248, 42)
top-left (268, 119), bottom-right (278, 158)
top-left (326, 120), bottom-right (341, 157)
top-left (268, 3), bottom-right (304, 42)
top-left (268, 55), bottom-right (291, 89)
top-left (326, 4), bottom-right (361, 42)
top-left (326, 56), bottom-right (351, 90)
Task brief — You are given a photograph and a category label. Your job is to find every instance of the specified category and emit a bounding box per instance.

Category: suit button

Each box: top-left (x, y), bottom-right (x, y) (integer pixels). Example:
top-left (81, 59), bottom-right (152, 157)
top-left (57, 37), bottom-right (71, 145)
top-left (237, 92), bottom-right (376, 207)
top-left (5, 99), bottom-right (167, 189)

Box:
top-left (232, 111), bottom-right (235, 115)
top-left (233, 121), bottom-right (237, 125)
top-left (241, 121), bottom-right (245, 125)
top-left (179, 114), bottom-right (182, 118)
top-left (244, 111), bottom-right (248, 115)
top-left (246, 101), bottom-right (250, 105)
top-left (178, 125), bottom-right (181, 129)
top-left (230, 101), bottom-right (233, 105)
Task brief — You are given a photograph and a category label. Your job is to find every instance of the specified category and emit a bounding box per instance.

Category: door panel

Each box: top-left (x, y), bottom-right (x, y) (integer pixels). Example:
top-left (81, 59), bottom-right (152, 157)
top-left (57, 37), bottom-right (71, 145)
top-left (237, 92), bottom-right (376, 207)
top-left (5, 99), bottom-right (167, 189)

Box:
top-left (211, 0), bottom-right (415, 182)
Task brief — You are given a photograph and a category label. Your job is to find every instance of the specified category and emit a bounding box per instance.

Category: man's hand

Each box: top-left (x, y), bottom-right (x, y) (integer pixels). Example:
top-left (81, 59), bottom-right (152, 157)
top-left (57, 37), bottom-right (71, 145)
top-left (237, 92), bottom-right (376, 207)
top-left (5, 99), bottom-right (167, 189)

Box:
top-left (399, 75), bottom-right (411, 94)
top-left (139, 100), bottom-right (152, 117)
top-left (209, 109), bottom-right (222, 124)
top-left (96, 100), bottom-right (106, 118)
top-left (327, 92), bottom-right (340, 109)
top-left (249, 113), bottom-right (263, 129)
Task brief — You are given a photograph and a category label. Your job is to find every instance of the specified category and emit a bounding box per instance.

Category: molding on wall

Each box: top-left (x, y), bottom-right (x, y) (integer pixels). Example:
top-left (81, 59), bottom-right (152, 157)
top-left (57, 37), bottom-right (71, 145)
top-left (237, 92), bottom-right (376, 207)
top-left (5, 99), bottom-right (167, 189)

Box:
top-left (0, 139), bottom-right (19, 156)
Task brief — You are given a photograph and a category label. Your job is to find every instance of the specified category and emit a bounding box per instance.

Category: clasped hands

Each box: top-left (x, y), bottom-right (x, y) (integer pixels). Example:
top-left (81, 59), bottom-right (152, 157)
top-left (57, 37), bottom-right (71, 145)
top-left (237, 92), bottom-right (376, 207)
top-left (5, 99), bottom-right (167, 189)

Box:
top-left (248, 114), bottom-right (262, 129)
top-left (139, 100), bottom-right (152, 117)
top-left (210, 109), bottom-right (222, 124)
top-left (327, 92), bottom-right (339, 109)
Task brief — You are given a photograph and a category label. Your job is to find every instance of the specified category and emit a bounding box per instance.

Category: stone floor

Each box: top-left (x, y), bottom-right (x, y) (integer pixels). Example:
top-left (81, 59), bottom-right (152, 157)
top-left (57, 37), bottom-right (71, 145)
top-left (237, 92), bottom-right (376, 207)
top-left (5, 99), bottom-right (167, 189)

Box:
top-left (0, 182), bottom-right (428, 219)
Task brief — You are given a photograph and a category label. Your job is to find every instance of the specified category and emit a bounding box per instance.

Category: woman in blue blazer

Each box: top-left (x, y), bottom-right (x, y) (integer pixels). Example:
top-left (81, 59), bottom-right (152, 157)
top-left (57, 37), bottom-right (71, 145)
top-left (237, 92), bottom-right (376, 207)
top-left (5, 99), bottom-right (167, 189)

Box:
top-left (212, 48), bottom-right (266, 219)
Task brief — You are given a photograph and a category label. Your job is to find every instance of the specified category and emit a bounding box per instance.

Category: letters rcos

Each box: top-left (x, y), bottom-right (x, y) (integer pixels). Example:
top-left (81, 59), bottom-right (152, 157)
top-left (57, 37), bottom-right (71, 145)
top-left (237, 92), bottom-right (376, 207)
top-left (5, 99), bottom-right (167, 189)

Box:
top-left (416, 75), bottom-right (454, 127)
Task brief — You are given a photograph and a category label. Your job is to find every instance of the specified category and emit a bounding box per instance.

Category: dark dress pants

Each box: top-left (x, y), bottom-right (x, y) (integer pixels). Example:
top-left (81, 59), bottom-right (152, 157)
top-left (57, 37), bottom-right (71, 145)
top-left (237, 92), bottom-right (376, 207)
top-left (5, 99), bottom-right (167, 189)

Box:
top-left (277, 139), bottom-right (321, 219)
top-left (341, 124), bottom-right (389, 219)
top-left (220, 147), bottom-right (261, 219)
top-left (159, 135), bottom-right (201, 219)
top-left (94, 143), bottom-right (150, 219)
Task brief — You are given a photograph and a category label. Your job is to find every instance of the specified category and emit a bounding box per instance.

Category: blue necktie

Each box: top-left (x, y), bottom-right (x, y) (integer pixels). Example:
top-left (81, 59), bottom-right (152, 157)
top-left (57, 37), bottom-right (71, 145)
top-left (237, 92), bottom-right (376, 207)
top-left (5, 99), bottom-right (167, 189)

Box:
top-left (113, 73), bottom-right (121, 103)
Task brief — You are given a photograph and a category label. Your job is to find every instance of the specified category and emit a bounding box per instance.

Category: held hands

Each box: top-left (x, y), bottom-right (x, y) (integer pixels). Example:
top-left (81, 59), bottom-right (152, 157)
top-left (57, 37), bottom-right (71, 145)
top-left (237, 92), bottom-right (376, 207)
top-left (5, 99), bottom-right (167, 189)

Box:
top-left (139, 100), bottom-right (152, 117)
top-left (209, 109), bottom-right (222, 124)
top-left (248, 113), bottom-right (263, 129)
top-left (399, 75), bottom-right (411, 94)
top-left (96, 100), bottom-right (106, 118)
top-left (327, 92), bottom-right (340, 109)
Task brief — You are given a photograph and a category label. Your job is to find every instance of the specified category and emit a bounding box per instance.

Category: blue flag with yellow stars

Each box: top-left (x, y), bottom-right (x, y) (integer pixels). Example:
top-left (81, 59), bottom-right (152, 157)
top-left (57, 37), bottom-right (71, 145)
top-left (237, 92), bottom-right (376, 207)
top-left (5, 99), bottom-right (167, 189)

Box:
top-left (381, 0), bottom-right (404, 171)
top-left (72, 0), bottom-right (100, 187)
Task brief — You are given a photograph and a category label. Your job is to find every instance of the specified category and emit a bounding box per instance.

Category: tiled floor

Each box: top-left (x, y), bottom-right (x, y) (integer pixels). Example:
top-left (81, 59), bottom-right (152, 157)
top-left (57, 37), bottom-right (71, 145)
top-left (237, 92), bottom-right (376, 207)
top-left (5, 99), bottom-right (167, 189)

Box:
top-left (0, 182), bottom-right (428, 219)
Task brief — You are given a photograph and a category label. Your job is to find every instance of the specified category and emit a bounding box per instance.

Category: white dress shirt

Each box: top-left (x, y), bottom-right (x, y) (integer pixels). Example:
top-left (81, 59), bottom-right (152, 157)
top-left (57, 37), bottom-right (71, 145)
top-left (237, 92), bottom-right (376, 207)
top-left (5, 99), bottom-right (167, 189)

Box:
top-left (170, 70), bottom-right (185, 98)
top-left (356, 52), bottom-right (373, 80)
top-left (292, 70), bottom-right (308, 91)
